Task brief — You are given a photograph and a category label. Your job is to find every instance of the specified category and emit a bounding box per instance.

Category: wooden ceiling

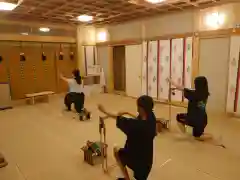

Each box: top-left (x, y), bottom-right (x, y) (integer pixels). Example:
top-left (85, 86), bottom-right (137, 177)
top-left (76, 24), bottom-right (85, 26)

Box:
top-left (0, 0), bottom-right (238, 25)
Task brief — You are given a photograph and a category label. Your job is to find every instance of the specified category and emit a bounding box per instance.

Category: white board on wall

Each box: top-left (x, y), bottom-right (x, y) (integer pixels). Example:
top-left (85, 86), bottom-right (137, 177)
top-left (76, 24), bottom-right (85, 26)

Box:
top-left (147, 40), bottom-right (158, 99)
top-left (141, 41), bottom-right (147, 95)
top-left (171, 38), bottom-right (184, 102)
top-left (97, 46), bottom-right (109, 86)
top-left (85, 46), bottom-right (95, 75)
top-left (158, 40), bottom-right (171, 101)
top-left (125, 44), bottom-right (142, 98)
top-left (226, 36), bottom-right (240, 113)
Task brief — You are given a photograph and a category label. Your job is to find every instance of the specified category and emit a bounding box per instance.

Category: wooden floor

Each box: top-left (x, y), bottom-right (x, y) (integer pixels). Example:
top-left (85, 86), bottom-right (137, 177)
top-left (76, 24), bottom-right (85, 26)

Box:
top-left (0, 94), bottom-right (240, 180)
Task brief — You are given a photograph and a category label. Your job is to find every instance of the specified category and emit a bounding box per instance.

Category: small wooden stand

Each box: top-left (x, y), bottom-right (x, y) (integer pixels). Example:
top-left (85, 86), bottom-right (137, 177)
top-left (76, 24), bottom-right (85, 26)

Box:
top-left (99, 116), bottom-right (108, 173)
top-left (156, 118), bottom-right (170, 133)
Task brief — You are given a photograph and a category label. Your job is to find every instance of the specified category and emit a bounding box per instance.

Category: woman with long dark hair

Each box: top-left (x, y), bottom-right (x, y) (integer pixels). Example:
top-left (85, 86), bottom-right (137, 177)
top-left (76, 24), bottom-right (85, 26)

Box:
top-left (98, 95), bottom-right (156, 180)
top-left (168, 76), bottom-right (210, 141)
top-left (60, 69), bottom-right (89, 119)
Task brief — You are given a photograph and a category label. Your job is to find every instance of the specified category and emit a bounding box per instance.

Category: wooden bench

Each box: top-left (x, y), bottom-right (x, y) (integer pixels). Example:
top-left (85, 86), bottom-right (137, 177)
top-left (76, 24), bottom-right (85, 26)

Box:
top-left (25, 91), bottom-right (54, 105)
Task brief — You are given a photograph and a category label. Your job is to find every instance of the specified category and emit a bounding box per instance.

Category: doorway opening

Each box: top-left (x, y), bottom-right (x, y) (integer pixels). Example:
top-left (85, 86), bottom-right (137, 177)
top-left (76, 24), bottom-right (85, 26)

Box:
top-left (112, 45), bottom-right (126, 94)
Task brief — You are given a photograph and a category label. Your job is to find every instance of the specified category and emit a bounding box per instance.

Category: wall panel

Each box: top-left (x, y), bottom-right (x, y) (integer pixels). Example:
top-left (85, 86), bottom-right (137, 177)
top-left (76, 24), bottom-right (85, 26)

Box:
top-left (158, 40), bottom-right (171, 101)
top-left (171, 38), bottom-right (184, 102)
top-left (226, 36), bottom-right (240, 113)
top-left (141, 41), bottom-right (147, 95)
top-left (147, 41), bottom-right (158, 98)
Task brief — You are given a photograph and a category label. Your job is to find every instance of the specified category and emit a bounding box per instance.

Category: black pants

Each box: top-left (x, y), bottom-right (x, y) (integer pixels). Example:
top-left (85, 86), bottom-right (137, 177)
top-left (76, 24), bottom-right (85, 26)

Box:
top-left (118, 148), bottom-right (152, 180)
top-left (176, 113), bottom-right (207, 137)
top-left (64, 92), bottom-right (85, 113)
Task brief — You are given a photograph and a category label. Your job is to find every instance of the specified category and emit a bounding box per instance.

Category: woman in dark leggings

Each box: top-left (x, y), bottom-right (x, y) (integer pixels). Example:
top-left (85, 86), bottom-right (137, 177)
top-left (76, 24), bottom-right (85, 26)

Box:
top-left (168, 76), bottom-right (211, 141)
top-left (60, 69), bottom-right (88, 117)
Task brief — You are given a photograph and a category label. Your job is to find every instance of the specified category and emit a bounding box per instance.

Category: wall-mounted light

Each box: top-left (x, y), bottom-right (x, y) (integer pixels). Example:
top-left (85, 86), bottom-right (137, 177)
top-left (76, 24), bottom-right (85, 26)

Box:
top-left (77, 15), bottom-right (93, 22)
top-left (205, 12), bottom-right (225, 29)
top-left (0, 2), bottom-right (18, 11)
top-left (97, 31), bottom-right (107, 42)
top-left (39, 27), bottom-right (50, 32)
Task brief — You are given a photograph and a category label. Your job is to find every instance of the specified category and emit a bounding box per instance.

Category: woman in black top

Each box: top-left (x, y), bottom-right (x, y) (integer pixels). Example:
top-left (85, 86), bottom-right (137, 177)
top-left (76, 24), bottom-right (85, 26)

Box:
top-left (168, 76), bottom-right (210, 141)
top-left (98, 95), bottom-right (156, 180)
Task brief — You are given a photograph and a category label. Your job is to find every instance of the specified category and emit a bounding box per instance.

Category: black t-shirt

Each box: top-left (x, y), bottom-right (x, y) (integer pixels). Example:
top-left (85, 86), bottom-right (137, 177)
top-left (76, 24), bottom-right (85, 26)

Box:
top-left (116, 112), bottom-right (156, 166)
top-left (184, 88), bottom-right (208, 125)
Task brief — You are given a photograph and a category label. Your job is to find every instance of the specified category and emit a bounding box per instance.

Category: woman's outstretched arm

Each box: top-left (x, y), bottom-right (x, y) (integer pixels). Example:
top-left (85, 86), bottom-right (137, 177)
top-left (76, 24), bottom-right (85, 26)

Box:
top-left (167, 78), bottom-right (184, 91)
top-left (98, 105), bottom-right (136, 119)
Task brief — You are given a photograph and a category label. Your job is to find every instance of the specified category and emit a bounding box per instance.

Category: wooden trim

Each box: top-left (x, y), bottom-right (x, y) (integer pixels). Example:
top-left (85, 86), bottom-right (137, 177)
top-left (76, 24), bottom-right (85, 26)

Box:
top-left (107, 46), bottom-right (114, 92)
top-left (234, 49), bottom-right (240, 112)
top-left (0, 34), bottom-right (76, 43)
top-left (182, 37), bottom-right (186, 102)
top-left (84, 46), bottom-right (88, 76)
top-left (96, 39), bottom-right (142, 46)
top-left (0, 19), bottom-right (76, 30)
top-left (145, 32), bottom-right (194, 41)
top-left (196, 29), bottom-right (232, 39)
top-left (146, 41), bottom-right (149, 95)
top-left (95, 29), bottom-right (240, 47)
top-left (157, 40), bottom-right (160, 99)
top-left (232, 28), bottom-right (240, 35)
top-left (192, 36), bottom-right (199, 85)
top-left (82, 43), bottom-right (97, 46)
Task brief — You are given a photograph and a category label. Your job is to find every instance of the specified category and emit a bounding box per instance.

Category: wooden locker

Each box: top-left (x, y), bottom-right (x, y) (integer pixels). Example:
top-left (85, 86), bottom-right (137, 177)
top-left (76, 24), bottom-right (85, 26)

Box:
top-left (34, 43), bottom-right (58, 93)
top-left (22, 42), bottom-right (40, 94)
top-left (56, 43), bottom-right (77, 93)
top-left (0, 42), bottom-right (10, 83)
top-left (7, 42), bottom-right (26, 99)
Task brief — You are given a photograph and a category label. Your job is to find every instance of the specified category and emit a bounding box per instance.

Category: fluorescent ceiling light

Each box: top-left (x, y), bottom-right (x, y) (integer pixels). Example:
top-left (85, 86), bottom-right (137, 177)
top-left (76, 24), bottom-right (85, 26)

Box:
top-left (39, 27), bottom-right (50, 32)
top-left (77, 15), bottom-right (93, 22)
top-left (145, 0), bottom-right (165, 4)
top-left (0, 2), bottom-right (18, 11)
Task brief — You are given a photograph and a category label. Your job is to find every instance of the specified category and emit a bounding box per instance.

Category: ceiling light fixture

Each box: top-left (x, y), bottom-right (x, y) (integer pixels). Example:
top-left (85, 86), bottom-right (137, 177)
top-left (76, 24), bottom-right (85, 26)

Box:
top-left (77, 15), bottom-right (93, 22)
top-left (0, 2), bottom-right (18, 11)
top-left (145, 0), bottom-right (165, 4)
top-left (39, 27), bottom-right (50, 32)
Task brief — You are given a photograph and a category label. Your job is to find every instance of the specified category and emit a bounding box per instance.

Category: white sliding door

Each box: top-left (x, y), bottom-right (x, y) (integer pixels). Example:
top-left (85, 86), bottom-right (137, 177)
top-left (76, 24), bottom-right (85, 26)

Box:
top-left (199, 37), bottom-right (230, 113)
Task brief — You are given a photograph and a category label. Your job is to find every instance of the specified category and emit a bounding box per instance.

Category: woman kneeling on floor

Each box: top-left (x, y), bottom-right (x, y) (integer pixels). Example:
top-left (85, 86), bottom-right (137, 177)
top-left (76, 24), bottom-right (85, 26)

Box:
top-left (98, 95), bottom-right (156, 180)
top-left (60, 69), bottom-right (90, 119)
top-left (168, 76), bottom-right (211, 141)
